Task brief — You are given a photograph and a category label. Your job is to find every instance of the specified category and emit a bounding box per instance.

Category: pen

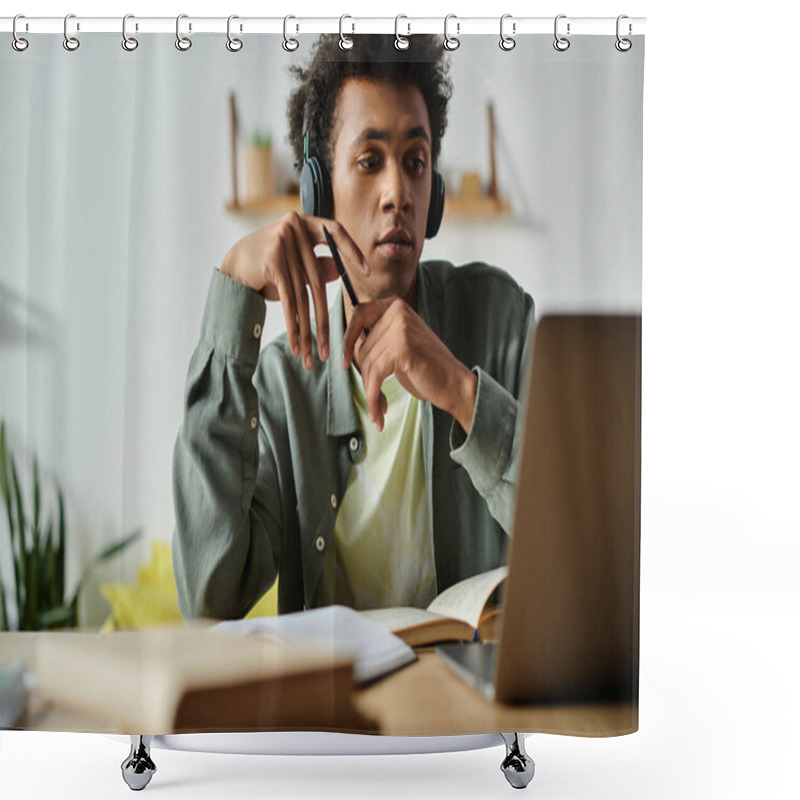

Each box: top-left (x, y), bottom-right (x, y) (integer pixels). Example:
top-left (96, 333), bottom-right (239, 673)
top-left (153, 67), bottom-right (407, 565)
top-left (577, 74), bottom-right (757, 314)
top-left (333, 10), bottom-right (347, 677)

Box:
top-left (323, 225), bottom-right (370, 336)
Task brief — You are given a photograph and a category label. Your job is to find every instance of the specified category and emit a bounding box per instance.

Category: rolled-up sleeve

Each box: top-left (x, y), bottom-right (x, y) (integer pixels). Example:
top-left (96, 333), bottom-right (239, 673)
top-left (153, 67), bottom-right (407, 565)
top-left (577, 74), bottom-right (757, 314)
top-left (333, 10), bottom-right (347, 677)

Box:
top-left (172, 269), bottom-right (281, 620)
top-left (448, 368), bottom-right (520, 533)
top-left (448, 294), bottom-right (534, 534)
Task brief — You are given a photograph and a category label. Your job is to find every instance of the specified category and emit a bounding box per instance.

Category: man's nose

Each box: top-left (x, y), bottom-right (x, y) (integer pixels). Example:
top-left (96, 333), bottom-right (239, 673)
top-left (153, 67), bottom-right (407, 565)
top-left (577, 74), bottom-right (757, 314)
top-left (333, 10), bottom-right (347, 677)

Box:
top-left (380, 159), bottom-right (411, 213)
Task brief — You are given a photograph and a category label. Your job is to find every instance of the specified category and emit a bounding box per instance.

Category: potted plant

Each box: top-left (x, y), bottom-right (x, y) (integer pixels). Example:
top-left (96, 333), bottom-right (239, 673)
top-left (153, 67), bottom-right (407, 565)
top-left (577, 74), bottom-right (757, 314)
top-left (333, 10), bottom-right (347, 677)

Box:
top-left (0, 421), bottom-right (140, 631)
top-left (244, 127), bottom-right (276, 204)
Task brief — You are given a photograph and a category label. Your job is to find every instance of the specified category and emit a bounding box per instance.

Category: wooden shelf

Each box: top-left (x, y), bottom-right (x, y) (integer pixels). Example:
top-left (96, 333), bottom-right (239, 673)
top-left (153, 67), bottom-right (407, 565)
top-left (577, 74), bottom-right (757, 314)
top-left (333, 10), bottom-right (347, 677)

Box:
top-left (226, 194), bottom-right (511, 218)
top-left (444, 195), bottom-right (511, 217)
top-left (226, 196), bottom-right (301, 215)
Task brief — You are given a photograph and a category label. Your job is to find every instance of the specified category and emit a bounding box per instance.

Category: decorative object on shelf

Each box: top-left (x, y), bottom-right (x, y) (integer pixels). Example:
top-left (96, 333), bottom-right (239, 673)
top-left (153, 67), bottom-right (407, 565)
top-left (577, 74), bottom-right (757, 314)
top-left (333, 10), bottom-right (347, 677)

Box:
top-left (446, 101), bottom-right (511, 217)
top-left (228, 91), bottom-right (300, 214)
top-left (244, 128), bottom-right (277, 204)
top-left (0, 421), bottom-right (141, 631)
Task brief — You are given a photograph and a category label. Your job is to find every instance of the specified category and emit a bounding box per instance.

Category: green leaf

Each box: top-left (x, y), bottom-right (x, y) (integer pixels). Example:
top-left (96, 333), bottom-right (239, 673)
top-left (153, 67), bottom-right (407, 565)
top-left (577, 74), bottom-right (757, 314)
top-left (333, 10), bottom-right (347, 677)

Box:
top-left (2, 451), bottom-right (20, 618)
top-left (0, 421), bottom-right (10, 501)
top-left (56, 487), bottom-right (66, 606)
top-left (0, 583), bottom-right (8, 631)
top-left (10, 458), bottom-right (27, 621)
top-left (69, 528), bottom-right (142, 620)
top-left (33, 457), bottom-right (41, 550)
top-left (27, 546), bottom-right (40, 630)
top-left (38, 604), bottom-right (76, 630)
top-left (93, 527), bottom-right (142, 564)
top-left (41, 520), bottom-right (55, 607)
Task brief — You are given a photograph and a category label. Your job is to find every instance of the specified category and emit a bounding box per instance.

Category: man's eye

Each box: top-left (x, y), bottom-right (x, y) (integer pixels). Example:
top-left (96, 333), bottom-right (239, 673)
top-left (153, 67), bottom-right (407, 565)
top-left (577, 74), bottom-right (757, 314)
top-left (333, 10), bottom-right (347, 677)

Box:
top-left (358, 156), bottom-right (378, 170)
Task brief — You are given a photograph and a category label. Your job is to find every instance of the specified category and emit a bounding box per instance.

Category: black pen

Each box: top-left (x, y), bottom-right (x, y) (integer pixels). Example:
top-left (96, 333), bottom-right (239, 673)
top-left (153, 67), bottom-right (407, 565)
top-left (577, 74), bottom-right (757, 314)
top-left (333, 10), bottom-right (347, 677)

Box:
top-left (323, 225), bottom-right (370, 336)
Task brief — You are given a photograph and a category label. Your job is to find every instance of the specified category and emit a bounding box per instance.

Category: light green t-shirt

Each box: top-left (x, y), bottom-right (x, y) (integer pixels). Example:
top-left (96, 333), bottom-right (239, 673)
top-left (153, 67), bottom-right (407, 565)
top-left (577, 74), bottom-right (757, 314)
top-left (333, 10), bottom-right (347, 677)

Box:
top-left (314, 367), bottom-right (437, 610)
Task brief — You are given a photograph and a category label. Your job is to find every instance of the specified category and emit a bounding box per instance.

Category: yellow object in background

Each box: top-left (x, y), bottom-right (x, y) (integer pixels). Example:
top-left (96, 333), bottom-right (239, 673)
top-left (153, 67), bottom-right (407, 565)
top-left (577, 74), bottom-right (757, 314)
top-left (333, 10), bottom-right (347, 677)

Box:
top-left (100, 541), bottom-right (278, 631)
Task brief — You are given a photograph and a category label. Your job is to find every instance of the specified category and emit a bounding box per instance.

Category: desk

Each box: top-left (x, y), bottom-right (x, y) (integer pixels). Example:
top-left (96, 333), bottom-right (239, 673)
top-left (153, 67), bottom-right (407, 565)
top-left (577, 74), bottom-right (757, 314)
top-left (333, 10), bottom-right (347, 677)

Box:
top-left (1, 632), bottom-right (635, 738)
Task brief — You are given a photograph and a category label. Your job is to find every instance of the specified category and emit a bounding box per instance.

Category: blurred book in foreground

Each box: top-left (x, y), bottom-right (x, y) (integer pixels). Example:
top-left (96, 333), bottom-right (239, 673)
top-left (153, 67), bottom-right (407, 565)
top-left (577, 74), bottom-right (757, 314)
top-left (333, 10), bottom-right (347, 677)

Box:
top-left (34, 626), bottom-right (376, 734)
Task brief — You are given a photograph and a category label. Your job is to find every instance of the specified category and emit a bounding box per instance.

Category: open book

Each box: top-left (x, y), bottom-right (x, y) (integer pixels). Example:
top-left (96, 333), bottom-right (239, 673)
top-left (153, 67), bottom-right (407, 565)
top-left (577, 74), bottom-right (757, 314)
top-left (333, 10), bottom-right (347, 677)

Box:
top-left (213, 605), bottom-right (416, 685)
top-left (33, 626), bottom-right (376, 734)
top-left (359, 566), bottom-right (507, 647)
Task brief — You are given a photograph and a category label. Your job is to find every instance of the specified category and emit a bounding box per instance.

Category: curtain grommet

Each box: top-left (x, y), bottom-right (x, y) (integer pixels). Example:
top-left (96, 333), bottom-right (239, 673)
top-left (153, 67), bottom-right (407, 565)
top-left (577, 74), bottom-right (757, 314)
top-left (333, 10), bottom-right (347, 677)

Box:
top-left (339, 15), bottom-right (354, 50)
top-left (444, 14), bottom-right (460, 51)
top-left (175, 14), bottom-right (192, 51)
top-left (121, 14), bottom-right (139, 52)
top-left (12, 15), bottom-right (29, 52)
top-left (499, 14), bottom-right (515, 51)
top-left (63, 13), bottom-right (80, 51)
top-left (553, 14), bottom-right (570, 52)
top-left (283, 15), bottom-right (299, 51)
top-left (226, 15), bottom-right (243, 52)
top-left (615, 15), bottom-right (632, 52)
top-left (394, 15), bottom-right (410, 51)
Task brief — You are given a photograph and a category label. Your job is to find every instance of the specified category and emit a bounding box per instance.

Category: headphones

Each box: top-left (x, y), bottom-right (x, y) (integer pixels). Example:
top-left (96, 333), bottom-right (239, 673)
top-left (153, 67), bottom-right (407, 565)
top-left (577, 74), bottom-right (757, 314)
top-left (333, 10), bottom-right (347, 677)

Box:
top-left (300, 116), bottom-right (445, 239)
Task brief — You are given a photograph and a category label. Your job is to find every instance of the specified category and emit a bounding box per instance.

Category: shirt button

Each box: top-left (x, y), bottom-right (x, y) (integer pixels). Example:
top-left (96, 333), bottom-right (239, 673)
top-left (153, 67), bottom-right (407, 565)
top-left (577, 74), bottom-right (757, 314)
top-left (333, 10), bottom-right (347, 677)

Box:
top-left (250, 416), bottom-right (258, 430)
top-left (349, 437), bottom-right (359, 452)
top-left (253, 323), bottom-right (262, 338)
top-left (330, 494), bottom-right (337, 509)
top-left (315, 536), bottom-right (325, 552)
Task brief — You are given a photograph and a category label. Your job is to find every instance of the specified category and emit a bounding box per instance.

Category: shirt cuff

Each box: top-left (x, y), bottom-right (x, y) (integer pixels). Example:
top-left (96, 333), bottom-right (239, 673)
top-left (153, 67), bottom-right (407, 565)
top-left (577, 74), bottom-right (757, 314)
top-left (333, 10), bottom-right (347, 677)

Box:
top-left (200, 269), bottom-right (266, 366)
top-left (449, 367), bottom-right (517, 496)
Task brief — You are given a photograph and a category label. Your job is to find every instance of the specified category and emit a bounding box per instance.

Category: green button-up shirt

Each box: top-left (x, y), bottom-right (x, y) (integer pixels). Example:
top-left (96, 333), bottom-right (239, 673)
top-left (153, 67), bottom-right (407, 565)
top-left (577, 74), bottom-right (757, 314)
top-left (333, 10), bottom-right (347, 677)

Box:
top-left (173, 259), bottom-right (534, 619)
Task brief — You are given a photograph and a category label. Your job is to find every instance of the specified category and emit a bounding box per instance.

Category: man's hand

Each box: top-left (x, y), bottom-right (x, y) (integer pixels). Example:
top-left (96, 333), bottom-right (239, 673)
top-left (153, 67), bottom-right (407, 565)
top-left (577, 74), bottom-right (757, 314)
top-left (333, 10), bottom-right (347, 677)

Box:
top-left (220, 213), bottom-right (370, 370)
top-left (342, 298), bottom-right (478, 433)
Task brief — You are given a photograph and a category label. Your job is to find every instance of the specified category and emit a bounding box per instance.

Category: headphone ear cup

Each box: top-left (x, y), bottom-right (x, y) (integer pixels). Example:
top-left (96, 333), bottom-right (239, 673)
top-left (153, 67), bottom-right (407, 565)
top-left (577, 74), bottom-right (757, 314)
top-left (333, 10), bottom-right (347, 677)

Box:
top-left (300, 156), bottom-right (333, 218)
top-left (426, 170), bottom-right (445, 239)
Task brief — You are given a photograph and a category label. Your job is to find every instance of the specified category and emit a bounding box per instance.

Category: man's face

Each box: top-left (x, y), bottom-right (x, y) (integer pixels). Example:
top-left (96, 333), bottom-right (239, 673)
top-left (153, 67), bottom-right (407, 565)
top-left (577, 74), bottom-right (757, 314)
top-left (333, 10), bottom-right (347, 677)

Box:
top-left (329, 77), bottom-right (433, 305)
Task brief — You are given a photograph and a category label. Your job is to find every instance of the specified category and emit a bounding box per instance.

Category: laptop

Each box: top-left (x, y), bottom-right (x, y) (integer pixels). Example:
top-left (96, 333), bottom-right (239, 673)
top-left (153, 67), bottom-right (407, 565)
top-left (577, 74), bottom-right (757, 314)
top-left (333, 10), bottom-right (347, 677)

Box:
top-left (436, 314), bottom-right (641, 705)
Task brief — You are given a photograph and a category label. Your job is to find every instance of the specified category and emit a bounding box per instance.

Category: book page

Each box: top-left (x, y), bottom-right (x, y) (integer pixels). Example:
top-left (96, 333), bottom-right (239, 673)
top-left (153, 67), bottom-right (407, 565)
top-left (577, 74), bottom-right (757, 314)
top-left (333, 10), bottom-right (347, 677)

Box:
top-left (213, 605), bottom-right (416, 684)
top-left (359, 606), bottom-right (446, 632)
top-left (427, 566), bottom-right (508, 629)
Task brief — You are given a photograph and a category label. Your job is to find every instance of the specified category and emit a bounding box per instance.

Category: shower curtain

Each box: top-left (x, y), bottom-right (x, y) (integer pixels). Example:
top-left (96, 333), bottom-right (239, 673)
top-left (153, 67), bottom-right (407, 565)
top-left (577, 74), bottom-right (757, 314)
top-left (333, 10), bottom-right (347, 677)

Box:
top-left (0, 20), bottom-right (644, 743)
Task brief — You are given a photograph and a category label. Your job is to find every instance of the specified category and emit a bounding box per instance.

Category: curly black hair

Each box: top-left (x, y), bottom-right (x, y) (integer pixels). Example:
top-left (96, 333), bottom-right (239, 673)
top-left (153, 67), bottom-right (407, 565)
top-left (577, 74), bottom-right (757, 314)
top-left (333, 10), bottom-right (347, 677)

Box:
top-left (286, 34), bottom-right (452, 179)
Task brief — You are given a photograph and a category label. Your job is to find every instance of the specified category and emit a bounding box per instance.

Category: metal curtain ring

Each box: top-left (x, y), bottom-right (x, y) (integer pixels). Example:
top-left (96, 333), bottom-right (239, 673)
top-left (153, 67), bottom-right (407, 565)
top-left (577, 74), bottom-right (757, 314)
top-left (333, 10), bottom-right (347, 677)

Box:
top-left (283, 15), bottom-right (299, 51)
top-left (227, 15), bottom-right (243, 52)
top-left (395, 15), bottom-right (410, 50)
top-left (339, 15), bottom-right (354, 50)
top-left (444, 14), bottom-right (460, 51)
top-left (63, 13), bottom-right (80, 51)
top-left (175, 14), bottom-right (192, 51)
top-left (12, 14), bottom-right (29, 51)
top-left (615, 14), bottom-right (632, 52)
top-left (122, 14), bottom-right (138, 51)
top-left (553, 14), bottom-right (570, 51)
top-left (499, 14), bottom-right (515, 51)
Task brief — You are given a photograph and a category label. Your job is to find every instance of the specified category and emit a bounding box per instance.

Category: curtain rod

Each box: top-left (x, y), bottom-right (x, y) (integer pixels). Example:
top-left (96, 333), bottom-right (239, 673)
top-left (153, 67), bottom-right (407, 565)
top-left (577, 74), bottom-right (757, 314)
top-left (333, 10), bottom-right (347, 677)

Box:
top-left (1, 16), bottom-right (646, 36)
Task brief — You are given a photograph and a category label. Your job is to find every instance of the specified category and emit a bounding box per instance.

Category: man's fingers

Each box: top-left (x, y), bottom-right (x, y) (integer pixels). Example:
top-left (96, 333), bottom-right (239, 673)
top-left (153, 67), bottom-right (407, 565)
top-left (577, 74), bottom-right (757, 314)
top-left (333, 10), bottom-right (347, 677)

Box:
top-left (284, 236), bottom-right (313, 370)
top-left (304, 214), bottom-right (371, 277)
top-left (342, 299), bottom-right (394, 369)
top-left (293, 213), bottom-right (340, 287)
top-left (272, 267), bottom-right (300, 357)
top-left (342, 307), bottom-right (366, 370)
top-left (290, 217), bottom-right (330, 361)
top-left (361, 338), bottom-right (395, 432)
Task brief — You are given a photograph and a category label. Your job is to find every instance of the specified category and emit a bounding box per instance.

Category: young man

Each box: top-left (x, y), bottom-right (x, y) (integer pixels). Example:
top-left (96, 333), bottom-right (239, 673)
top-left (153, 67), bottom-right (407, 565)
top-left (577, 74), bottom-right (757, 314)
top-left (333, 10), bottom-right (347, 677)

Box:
top-left (173, 35), bottom-right (534, 619)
